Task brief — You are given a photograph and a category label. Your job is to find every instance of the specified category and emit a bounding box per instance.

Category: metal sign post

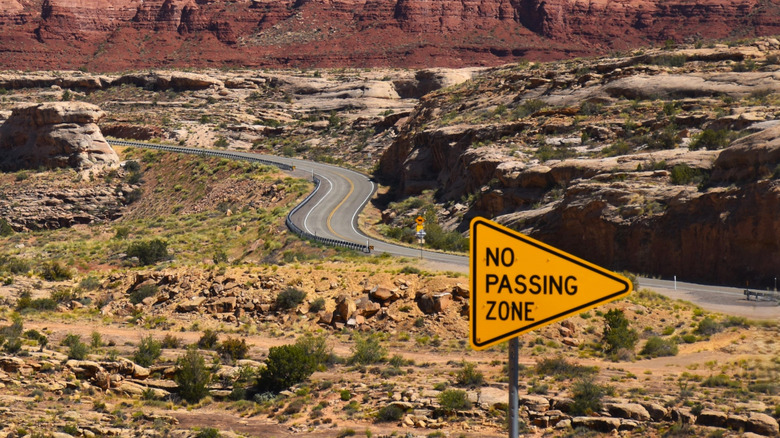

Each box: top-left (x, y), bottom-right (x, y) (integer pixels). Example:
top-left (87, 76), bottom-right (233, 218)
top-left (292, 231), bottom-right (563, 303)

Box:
top-left (508, 337), bottom-right (519, 438)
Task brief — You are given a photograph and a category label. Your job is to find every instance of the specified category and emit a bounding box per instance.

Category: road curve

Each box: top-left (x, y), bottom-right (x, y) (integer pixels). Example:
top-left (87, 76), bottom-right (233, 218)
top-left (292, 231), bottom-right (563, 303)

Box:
top-left (108, 140), bottom-right (778, 318)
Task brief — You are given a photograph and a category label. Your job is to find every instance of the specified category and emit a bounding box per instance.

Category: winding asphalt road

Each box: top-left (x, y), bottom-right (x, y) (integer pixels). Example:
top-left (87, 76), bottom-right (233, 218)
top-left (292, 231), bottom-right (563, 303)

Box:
top-left (108, 140), bottom-right (778, 318)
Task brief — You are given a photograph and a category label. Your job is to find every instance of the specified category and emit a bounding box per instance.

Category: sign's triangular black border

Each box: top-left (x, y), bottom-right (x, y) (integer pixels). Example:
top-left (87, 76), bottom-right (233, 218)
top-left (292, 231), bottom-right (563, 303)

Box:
top-left (470, 218), bottom-right (631, 348)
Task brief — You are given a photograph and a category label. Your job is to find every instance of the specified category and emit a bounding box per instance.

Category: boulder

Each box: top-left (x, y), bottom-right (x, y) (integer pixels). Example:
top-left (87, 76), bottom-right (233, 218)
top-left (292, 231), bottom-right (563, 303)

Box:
top-left (606, 402), bottom-right (651, 421)
top-left (370, 286), bottom-right (400, 304)
top-left (695, 409), bottom-right (728, 428)
top-left (571, 416), bottom-right (621, 432)
top-left (334, 294), bottom-right (356, 323)
top-left (355, 297), bottom-right (381, 318)
top-left (640, 402), bottom-right (667, 421)
top-left (745, 412), bottom-right (779, 436)
top-left (0, 102), bottom-right (119, 174)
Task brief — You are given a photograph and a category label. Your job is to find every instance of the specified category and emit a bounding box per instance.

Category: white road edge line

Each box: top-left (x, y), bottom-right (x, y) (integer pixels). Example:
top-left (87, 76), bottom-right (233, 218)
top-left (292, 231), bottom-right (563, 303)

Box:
top-left (303, 173), bottom-right (334, 235)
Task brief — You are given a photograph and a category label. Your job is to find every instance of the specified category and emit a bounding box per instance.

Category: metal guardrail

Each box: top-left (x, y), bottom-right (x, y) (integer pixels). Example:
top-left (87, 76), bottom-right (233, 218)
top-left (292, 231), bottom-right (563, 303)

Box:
top-left (744, 289), bottom-right (780, 303)
top-left (108, 139), bottom-right (371, 253)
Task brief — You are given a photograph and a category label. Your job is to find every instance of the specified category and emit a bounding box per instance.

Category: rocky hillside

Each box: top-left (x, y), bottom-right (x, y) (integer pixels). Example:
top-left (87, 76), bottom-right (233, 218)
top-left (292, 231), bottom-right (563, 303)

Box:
top-left (1, 0), bottom-right (780, 70)
top-left (377, 41), bottom-right (780, 288)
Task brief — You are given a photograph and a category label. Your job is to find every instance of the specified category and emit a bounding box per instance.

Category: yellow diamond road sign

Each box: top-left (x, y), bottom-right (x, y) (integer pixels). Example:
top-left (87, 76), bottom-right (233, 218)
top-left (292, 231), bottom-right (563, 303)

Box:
top-left (469, 217), bottom-right (632, 350)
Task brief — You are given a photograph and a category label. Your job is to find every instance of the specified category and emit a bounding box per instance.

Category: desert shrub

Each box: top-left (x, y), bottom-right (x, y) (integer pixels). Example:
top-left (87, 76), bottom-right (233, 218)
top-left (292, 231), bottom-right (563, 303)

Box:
top-left (689, 129), bottom-right (731, 150)
top-left (276, 287), bottom-right (306, 310)
top-left (126, 239), bottom-right (169, 265)
top-left (649, 54), bottom-right (687, 67)
top-left (602, 309), bottom-right (638, 357)
top-left (176, 347), bottom-right (212, 404)
top-left (39, 261), bottom-right (73, 281)
top-left (133, 335), bottom-right (162, 367)
top-left (695, 316), bottom-right (722, 335)
top-left (375, 404), bottom-right (404, 422)
top-left (309, 297), bottom-right (326, 313)
top-left (438, 389), bottom-right (472, 411)
top-left (670, 163), bottom-right (706, 185)
top-left (340, 389), bottom-right (351, 401)
top-left (129, 283), bottom-right (158, 305)
top-left (197, 329), bottom-right (219, 350)
top-left (349, 334), bottom-right (387, 365)
top-left (79, 276), bottom-right (101, 291)
top-left (162, 334), bottom-right (181, 349)
top-left (1, 256), bottom-right (30, 274)
top-left (570, 378), bottom-right (612, 416)
top-left (535, 356), bottom-right (598, 379)
top-left (0, 218), bottom-right (13, 236)
top-left (65, 335), bottom-right (89, 360)
top-left (16, 290), bottom-right (57, 312)
top-left (195, 428), bottom-right (220, 438)
top-left (256, 343), bottom-right (317, 393)
top-left (217, 337), bottom-right (249, 362)
top-left (456, 361), bottom-right (484, 386)
top-left (296, 333), bottom-right (332, 367)
top-left (512, 99), bottom-right (547, 119)
top-left (702, 374), bottom-right (738, 388)
top-left (640, 336), bottom-right (679, 357)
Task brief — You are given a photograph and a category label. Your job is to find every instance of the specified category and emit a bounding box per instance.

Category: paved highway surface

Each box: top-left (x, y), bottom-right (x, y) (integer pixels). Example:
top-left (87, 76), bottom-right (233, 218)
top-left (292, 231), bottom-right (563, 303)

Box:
top-left (108, 140), bottom-right (778, 318)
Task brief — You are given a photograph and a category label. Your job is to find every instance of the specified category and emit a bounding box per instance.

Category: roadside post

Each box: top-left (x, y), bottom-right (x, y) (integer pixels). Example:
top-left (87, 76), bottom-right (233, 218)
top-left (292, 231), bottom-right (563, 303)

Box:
top-left (415, 216), bottom-right (425, 259)
top-left (469, 217), bottom-right (632, 437)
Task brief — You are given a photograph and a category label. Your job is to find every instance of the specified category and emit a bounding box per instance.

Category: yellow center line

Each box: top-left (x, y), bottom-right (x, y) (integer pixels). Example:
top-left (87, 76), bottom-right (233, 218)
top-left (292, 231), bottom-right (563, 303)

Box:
top-left (326, 171), bottom-right (354, 241)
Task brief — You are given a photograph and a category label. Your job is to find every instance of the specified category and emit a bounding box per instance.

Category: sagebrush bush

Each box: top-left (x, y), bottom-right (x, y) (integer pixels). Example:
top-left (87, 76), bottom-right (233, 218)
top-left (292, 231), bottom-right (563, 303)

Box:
top-left (640, 336), bottom-right (679, 357)
top-left (456, 361), bottom-right (484, 386)
top-left (376, 404), bottom-right (404, 422)
top-left (276, 287), bottom-right (306, 310)
top-left (695, 316), bottom-right (722, 336)
top-left (570, 378), bottom-right (612, 415)
top-left (256, 343), bottom-right (316, 393)
top-left (349, 334), bottom-right (386, 365)
top-left (38, 261), bottom-right (73, 281)
top-left (535, 356), bottom-right (597, 379)
top-left (217, 337), bottom-right (249, 362)
top-left (438, 389), bottom-right (472, 411)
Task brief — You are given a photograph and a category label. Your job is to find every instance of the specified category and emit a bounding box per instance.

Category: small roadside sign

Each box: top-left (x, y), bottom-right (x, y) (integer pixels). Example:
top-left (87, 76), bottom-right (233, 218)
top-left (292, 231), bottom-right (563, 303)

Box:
top-left (416, 223), bottom-right (425, 233)
top-left (469, 217), bottom-right (631, 350)
top-left (415, 216), bottom-right (425, 226)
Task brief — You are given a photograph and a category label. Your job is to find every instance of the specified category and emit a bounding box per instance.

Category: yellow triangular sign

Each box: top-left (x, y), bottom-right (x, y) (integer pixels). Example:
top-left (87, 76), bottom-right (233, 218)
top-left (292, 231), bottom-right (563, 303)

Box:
top-left (469, 217), bottom-right (632, 350)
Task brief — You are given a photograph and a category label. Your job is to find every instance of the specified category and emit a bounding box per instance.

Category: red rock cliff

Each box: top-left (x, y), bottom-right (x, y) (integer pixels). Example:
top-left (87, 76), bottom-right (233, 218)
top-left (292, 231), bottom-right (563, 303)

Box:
top-left (1, 0), bottom-right (779, 70)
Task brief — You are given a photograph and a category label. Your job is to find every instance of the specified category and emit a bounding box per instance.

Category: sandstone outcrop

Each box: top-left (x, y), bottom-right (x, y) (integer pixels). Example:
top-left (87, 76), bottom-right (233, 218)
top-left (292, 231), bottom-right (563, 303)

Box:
top-left (0, 102), bottom-right (119, 174)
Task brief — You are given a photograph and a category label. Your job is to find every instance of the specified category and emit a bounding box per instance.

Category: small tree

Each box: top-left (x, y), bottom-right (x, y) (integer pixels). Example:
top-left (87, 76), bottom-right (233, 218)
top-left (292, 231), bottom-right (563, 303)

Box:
top-left (570, 378), bottom-right (611, 416)
top-left (134, 335), bottom-right (162, 367)
top-left (256, 343), bottom-right (316, 393)
top-left (602, 309), bottom-right (638, 357)
top-left (197, 329), bottom-right (219, 350)
top-left (176, 347), bottom-right (211, 404)
top-left (217, 337), bottom-right (249, 363)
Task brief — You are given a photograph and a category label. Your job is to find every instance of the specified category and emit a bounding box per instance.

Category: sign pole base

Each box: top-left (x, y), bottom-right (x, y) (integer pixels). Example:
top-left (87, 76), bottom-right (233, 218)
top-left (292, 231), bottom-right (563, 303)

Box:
top-left (509, 337), bottom-right (519, 438)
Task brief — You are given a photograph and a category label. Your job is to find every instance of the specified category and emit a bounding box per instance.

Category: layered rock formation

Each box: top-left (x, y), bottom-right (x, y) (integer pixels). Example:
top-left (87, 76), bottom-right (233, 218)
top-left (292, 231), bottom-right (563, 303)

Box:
top-left (377, 44), bottom-right (780, 287)
top-left (0, 102), bottom-right (119, 173)
top-left (0, 0), bottom-right (779, 70)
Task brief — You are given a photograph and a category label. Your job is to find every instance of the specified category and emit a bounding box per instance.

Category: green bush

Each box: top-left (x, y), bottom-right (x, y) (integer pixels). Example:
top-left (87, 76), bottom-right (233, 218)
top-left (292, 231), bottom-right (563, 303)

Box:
top-left (129, 283), bottom-right (158, 305)
top-left (79, 276), bottom-right (101, 291)
top-left (670, 163), bottom-right (706, 185)
top-left (276, 287), bottom-right (306, 310)
top-left (438, 389), bottom-right (472, 411)
top-left (695, 316), bottom-right (722, 336)
top-left (217, 337), bottom-right (249, 362)
top-left (535, 356), bottom-right (597, 379)
top-left (126, 239), bottom-right (169, 265)
top-left (176, 347), bottom-right (212, 404)
top-left (296, 333), bottom-right (332, 366)
top-left (38, 261), bottom-right (73, 281)
top-left (702, 374), bottom-right (738, 388)
top-left (67, 338), bottom-right (90, 360)
top-left (309, 297), bottom-right (326, 313)
top-left (256, 343), bottom-right (317, 393)
top-left (456, 361), bottom-right (484, 386)
top-left (0, 256), bottom-right (30, 274)
top-left (570, 378), bottom-right (611, 416)
top-left (133, 335), bottom-right (162, 367)
top-left (162, 333), bottom-right (182, 349)
top-left (340, 389), bottom-right (351, 401)
top-left (689, 129), bottom-right (731, 150)
top-left (375, 404), bottom-right (404, 422)
top-left (640, 336), bottom-right (679, 357)
top-left (195, 428), bottom-right (220, 438)
top-left (0, 218), bottom-right (13, 236)
top-left (349, 334), bottom-right (387, 365)
top-left (197, 329), bottom-right (219, 350)
top-left (602, 309), bottom-right (638, 357)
